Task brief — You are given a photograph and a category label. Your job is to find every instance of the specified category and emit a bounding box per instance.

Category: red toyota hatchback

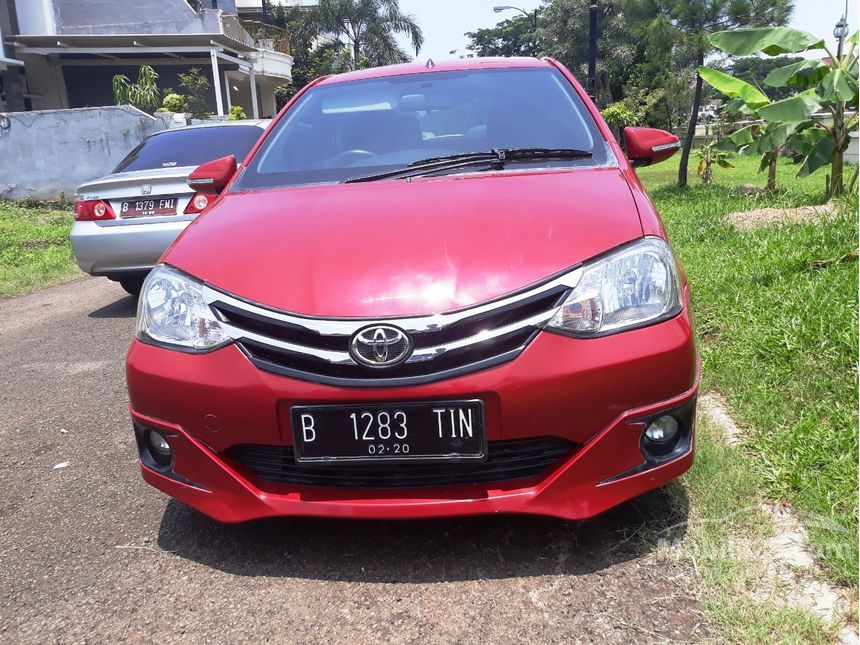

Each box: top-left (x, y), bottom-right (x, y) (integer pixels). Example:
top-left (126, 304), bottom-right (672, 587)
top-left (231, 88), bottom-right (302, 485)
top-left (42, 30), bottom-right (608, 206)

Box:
top-left (127, 58), bottom-right (699, 523)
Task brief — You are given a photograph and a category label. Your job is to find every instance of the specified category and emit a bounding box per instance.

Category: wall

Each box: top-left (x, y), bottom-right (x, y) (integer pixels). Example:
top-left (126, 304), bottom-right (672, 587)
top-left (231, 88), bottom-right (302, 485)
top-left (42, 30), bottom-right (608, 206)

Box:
top-left (847, 132), bottom-right (859, 165)
top-left (21, 55), bottom-right (68, 110)
top-left (0, 105), bottom-right (169, 201)
top-left (13, 0), bottom-right (54, 35)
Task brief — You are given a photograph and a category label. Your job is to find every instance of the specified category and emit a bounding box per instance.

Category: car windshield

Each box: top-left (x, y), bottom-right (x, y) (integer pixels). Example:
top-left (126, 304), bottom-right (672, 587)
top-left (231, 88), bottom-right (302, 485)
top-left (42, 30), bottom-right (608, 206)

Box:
top-left (113, 125), bottom-right (264, 173)
top-left (233, 67), bottom-right (613, 191)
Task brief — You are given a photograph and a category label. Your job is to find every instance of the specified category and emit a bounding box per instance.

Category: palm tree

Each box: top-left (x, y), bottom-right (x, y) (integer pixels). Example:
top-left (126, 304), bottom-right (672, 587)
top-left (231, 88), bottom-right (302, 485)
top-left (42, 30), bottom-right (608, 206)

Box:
top-left (309, 0), bottom-right (424, 68)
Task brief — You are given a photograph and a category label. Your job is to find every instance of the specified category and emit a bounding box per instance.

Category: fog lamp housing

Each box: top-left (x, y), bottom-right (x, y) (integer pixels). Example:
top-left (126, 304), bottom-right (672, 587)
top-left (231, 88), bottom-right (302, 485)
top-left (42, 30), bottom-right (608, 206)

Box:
top-left (642, 415), bottom-right (681, 456)
top-left (145, 429), bottom-right (173, 467)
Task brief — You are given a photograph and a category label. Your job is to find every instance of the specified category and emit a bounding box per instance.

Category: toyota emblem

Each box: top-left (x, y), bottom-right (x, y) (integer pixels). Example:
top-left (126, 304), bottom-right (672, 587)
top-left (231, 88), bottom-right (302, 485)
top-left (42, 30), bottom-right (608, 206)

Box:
top-left (349, 325), bottom-right (413, 368)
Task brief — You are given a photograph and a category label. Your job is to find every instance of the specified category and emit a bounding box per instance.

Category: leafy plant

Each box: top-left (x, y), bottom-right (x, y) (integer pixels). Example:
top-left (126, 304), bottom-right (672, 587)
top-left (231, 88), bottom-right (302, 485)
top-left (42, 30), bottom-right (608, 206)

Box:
top-left (227, 105), bottom-right (247, 121)
top-left (698, 67), bottom-right (794, 191)
top-left (178, 67), bottom-right (211, 120)
top-left (112, 65), bottom-right (161, 112)
top-left (693, 140), bottom-right (734, 185)
top-left (161, 92), bottom-right (187, 113)
top-left (705, 27), bottom-right (859, 197)
top-left (603, 87), bottom-right (668, 137)
top-left (602, 101), bottom-right (637, 137)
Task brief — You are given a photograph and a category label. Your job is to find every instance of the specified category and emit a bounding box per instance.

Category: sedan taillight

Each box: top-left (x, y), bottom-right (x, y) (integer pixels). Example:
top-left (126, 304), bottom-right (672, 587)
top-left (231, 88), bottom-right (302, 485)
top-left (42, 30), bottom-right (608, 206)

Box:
top-left (184, 193), bottom-right (214, 215)
top-left (74, 199), bottom-right (116, 221)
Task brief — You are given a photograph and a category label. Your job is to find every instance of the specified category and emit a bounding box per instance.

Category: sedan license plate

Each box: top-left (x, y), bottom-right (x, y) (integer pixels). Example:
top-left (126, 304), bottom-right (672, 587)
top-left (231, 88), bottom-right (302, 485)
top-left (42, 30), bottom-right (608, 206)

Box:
top-left (120, 197), bottom-right (177, 218)
top-left (291, 400), bottom-right (486, 464)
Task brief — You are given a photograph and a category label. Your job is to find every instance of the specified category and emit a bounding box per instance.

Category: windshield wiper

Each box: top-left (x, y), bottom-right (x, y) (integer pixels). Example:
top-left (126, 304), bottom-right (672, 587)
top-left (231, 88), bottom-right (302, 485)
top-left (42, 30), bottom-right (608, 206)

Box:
top-left (345, 147), bottom-right (592, 184)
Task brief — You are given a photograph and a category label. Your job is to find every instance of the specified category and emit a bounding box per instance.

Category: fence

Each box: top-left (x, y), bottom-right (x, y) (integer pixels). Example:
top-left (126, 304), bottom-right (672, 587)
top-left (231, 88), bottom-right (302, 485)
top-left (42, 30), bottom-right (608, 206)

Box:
top-left (0, 106), bottom-right (171, 202)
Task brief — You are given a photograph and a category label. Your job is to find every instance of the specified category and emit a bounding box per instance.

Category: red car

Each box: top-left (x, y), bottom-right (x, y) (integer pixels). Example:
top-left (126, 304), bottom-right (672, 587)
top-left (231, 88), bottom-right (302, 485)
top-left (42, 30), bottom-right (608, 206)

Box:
top-left (127, 58), bottom-right (698, 523)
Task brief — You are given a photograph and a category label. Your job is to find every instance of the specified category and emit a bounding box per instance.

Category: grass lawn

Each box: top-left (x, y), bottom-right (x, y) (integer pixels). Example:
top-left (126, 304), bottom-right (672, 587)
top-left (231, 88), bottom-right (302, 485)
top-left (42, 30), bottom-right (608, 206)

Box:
top-left (0, 201), bottom-right (81, 298)
top-left (638, 155), bottom-right (859, 586)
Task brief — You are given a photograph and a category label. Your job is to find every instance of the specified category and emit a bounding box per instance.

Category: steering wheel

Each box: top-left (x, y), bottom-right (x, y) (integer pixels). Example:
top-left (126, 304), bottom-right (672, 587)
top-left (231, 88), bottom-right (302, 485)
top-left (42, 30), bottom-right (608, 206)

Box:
top-left (327, 149), bottom-right (378, 167)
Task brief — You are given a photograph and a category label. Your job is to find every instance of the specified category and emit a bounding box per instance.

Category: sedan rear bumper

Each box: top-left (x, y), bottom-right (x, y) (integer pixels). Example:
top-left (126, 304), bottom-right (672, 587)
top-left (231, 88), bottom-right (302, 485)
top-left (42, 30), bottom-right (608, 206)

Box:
top-left (69, 219), bottom-right (191, 276)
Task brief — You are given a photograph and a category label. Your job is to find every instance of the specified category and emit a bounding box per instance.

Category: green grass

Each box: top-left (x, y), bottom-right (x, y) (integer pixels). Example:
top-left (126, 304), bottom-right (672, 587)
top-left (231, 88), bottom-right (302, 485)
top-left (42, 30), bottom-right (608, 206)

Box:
top-left (638, 155), bottom-right (859, 584)
top-left (0, 201), bottom-right (81, 298)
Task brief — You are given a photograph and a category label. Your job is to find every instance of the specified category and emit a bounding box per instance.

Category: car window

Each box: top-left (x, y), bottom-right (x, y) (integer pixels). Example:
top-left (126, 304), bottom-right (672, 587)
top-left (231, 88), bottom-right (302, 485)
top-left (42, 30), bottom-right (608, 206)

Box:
top-left (234, 68), bottom-right (613, 191)
top-left (113, 126), bottom-right (263, 173)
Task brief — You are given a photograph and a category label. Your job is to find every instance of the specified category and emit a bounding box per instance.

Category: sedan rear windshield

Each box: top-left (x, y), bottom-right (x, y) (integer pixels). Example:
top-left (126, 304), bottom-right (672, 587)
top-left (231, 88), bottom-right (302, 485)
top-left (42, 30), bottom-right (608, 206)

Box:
top-left (233, 67), bottom-right (613, 191)
top-left (113, 125), bottom-right (263, 173)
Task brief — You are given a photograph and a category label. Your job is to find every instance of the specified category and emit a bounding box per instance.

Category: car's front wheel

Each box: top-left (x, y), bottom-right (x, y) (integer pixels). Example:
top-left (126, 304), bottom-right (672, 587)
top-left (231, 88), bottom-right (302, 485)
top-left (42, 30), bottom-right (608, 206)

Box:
top-left (119, 276), bottom-right (146, 297)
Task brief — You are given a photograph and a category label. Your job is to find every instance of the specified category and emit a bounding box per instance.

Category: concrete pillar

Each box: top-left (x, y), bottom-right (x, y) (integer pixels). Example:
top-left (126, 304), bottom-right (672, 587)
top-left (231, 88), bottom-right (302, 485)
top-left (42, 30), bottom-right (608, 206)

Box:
top-left (210, 48), bottom-right (224, 116)
top-left (223, 70), bottom-right (232, 111)
top-left (249, 66), bottom-right (259, 119)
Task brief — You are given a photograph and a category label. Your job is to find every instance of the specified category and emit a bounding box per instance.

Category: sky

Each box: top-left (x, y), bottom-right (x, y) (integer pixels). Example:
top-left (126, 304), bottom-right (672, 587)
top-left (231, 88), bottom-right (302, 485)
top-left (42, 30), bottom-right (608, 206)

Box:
top-left (396, 0), bottom-right (856, 63)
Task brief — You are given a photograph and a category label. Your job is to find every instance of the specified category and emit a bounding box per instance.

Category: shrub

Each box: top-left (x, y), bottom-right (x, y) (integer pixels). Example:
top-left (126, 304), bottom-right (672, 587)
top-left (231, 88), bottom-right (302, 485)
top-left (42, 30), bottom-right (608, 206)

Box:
top-left (112, 65), bottom-right (161, 112)
top-left (178, 67), bottom-right (211, 120)
top-left (227, 105), bottom-right (247, 121)
top-left (161, 93), bottom-right (187, 113)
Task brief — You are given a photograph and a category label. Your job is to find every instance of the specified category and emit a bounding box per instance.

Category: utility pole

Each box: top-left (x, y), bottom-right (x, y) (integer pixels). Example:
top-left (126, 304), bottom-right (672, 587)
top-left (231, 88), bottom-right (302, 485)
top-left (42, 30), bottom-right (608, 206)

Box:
top-left (832, 0), bottom-right (850, 196)
top-left (587, 0), bottom-right (598, 98)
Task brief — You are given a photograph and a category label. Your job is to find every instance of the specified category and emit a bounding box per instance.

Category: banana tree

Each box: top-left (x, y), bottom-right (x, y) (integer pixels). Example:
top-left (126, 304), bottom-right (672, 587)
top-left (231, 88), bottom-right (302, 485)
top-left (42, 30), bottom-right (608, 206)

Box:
top-left (693, 139), bottom-right (734, 185)
top-left (705, 27), bottom-right (859, 197)
top-left (698, 67), bottom-right (813, 191)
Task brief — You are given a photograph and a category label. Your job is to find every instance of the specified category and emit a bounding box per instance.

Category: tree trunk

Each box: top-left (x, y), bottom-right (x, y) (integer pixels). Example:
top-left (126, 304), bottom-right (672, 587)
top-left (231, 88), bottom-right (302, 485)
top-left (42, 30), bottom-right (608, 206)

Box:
top-left (353, 41), bottom-right (361, 70)
top-left (830, 109), bottom-right (845, 197)
top-left (678, 50), bottom-right (705, 188)
top-left (831, 149), bottom-right (844, 197)
top-left (767, 150), bottom-right (778, 192)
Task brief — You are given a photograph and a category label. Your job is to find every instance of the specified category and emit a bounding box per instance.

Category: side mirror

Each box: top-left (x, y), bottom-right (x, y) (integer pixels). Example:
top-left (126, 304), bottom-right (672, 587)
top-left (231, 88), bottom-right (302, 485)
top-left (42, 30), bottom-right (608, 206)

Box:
top-left (624, 127), bottom-right (681, 167)
top-left (188, 155), bottom-right (237, 194)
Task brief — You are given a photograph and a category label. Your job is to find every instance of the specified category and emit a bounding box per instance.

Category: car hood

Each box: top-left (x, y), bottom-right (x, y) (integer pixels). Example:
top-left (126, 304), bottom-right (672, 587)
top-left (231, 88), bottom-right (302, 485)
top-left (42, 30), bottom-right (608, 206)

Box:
top-left (165, 168), bottom-right (643, 317)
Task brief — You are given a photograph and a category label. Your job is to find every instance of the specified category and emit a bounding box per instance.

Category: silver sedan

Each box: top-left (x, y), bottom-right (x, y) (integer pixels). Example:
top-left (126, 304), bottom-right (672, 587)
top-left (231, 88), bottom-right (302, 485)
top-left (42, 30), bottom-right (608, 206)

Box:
top-left (69, 120), bottom-right (269, 295)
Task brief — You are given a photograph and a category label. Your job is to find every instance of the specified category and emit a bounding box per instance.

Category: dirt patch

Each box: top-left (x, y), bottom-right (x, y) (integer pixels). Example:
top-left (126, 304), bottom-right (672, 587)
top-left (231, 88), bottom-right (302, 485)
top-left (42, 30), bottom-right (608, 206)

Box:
top-left (726, 202), bottom-right (838, 231)
top-left (698, 393), bottom-right (743, 447)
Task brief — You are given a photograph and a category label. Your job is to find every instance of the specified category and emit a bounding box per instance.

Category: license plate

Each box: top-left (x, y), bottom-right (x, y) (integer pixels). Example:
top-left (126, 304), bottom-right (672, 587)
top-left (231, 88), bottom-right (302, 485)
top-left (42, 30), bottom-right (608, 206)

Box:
top-left (291, 400), bottom-right (486, 464)
top-left (120, 197), bottom-right (177, 218)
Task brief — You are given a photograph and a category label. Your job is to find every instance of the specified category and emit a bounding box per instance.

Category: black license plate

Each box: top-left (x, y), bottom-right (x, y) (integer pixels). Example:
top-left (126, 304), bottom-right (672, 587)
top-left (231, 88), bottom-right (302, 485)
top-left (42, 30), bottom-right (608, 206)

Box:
top-left (291, 400), bottom-right (486, 464)
top-left (120, 197), bottom-right (177, 218)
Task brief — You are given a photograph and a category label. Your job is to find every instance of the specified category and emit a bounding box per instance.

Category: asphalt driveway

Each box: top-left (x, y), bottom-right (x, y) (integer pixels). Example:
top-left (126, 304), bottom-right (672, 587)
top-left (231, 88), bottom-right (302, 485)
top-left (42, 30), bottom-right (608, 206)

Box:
top-left (0, 277), bottom-right (706, 643)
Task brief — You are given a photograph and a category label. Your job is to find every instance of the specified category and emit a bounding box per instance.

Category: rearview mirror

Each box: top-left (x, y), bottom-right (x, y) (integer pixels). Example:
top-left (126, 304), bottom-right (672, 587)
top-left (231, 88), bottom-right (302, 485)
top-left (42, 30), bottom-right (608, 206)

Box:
top-left (624, 127), bottom-right (681, 167)
top-left (188, 155), bottom-right (237, 194)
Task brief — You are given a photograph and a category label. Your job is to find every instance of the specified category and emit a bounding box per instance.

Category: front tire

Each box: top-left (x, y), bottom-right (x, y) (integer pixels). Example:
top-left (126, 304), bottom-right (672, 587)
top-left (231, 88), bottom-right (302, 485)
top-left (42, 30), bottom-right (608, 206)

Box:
top-left (119, 276), bottom-right (145, 297)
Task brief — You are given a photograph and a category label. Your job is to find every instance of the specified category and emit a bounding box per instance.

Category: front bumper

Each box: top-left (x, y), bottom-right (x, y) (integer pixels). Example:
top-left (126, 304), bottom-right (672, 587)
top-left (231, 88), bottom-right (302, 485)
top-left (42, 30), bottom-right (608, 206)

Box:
top-left (69, 219), bottom-right (191, 276)
top-left (126, 291), bottom-right (699, 523)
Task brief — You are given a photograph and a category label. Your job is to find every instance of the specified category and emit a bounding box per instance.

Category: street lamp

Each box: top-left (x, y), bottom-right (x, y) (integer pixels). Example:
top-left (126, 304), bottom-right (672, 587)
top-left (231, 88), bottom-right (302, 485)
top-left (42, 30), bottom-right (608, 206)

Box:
top-left (493, 5), bottom-right (540, 56)
top-left (834, 15), bottom-right (849, 59)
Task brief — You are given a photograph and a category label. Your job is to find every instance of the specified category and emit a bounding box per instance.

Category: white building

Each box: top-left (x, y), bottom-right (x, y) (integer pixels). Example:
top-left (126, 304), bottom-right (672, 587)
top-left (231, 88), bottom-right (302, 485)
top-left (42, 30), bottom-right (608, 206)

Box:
top-left (1, 0), bottom-right (293, 117)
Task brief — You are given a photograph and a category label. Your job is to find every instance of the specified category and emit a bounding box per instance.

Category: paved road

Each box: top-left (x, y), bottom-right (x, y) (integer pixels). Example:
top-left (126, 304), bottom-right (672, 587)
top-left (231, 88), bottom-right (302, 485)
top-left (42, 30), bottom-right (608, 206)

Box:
top-left (0, 277), bottom-right (706, 643)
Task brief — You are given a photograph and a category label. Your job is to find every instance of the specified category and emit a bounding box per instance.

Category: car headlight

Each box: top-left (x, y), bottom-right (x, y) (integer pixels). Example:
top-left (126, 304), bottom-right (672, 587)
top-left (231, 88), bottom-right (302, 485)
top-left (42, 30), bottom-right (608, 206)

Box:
top-left (136, 265), bottom-right (230, 352)
top-left (546, 237), bottom-right (682, 337)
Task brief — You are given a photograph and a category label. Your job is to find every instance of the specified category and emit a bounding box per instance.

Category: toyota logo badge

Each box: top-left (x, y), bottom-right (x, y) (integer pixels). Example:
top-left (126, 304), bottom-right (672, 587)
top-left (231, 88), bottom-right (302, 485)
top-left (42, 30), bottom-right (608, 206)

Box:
top-left (349, 325), bottom-right (413, 368)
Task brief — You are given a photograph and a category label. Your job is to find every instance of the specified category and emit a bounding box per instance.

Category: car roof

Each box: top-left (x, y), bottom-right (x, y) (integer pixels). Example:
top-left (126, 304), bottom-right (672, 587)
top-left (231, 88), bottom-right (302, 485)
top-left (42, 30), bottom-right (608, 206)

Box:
top-left (145, 120), bottom-right (270, 139)
top-left (316, 57), bottom-right (552, 86)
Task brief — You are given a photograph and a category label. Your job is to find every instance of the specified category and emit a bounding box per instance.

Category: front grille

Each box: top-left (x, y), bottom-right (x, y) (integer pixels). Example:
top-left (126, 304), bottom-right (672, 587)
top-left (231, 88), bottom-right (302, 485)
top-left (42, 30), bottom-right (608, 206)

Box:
top-left (203, 268), bottom-right (580, 387)
top-left (229, 437), bottom-right (576, 489)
